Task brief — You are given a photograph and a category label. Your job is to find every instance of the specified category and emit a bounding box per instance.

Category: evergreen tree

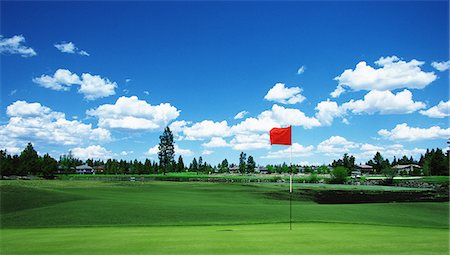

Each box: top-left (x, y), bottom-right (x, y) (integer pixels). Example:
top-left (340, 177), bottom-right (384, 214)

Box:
top-left (177, 155), bottom-right (185, 172)
top-left (190, 157), bottom-right (198, 172)
top-left (19, 142), bottom-right (40, 175)
top-left (247, 156), bottom-right (256, 173)
top-left (221, 159), bottom-right (229, 172)
top-left (41, 154), bottom-right (58, 178)
top-left (158, 127), bottom-right (175, 175)
top-left (239, 152), bottom-right (247, 174)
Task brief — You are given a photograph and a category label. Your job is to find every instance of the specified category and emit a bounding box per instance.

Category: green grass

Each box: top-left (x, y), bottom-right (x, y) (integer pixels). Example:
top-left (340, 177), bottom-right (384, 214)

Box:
top-left (1, 223), bottom-right (448, 255)
top-left (1, 180), bottom-right (448, 254)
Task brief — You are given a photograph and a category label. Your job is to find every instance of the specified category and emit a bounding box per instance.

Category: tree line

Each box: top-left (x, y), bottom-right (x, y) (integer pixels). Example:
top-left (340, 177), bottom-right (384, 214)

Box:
top-left (331, 149), bottom-right (449, 176)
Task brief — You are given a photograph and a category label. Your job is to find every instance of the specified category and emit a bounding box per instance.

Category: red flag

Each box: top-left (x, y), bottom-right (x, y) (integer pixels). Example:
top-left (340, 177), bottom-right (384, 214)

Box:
top-left (270, 126), bottom-right (292, 145)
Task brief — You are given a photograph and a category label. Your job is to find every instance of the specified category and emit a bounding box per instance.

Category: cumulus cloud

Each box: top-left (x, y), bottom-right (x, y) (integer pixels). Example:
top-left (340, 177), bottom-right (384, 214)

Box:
top-left (419, 101), bottom-right (450, 118)
top-left (234, 110), bottom-right (249, 120)
top-left (71, 145), bottom-right (113, 160)
top-left (262, 143), bottom-right (314, 159)
top-left (330, 85), bottom-right (345, 98)
top-left (202, 137), bottom-right (230, 148)
top-left (315, 100), bottom-right (343, 126)
top-left (54, 41), bottom-right (89, 56)
top-left (33, 69), bottom-right (81, 91)
top-left (0, 101), bottom-right (111, 153)
top-left (317, 136), bottom-right (358, 155)
top-left (341, 89), bottom-right (425, 115)
top-left (0, 35), bottom-right (36, 57)
top-left (431, 60), bottom-right (450, 72)
top-left (333, 56), bottom-right (436, 97)
top-left (264, 83), bottom-right (306, 104)
top-left (378, 123), bottom-right (450, 141)
top-left (232, 104), bottom-right (321, 134)
top-left (180, 120), bottom-right (232, 141)
top-left (230, 133), bottom-right (271, 151)
top-left (78, 73), bottom-right (117, 100)
top-left (33, 69), bottom-right (117, 100)
top-left (87, 96), bottom-right (180, 131)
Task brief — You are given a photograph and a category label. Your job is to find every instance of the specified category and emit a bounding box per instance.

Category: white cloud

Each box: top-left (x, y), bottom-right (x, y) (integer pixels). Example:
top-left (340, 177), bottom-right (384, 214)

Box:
top-left (144, 91), bottom-right (149, 95)
top-left (181, 120), bottom-right (232, 140)
top-left (263, 143), bottom-right (314, 159)
top-left (378, 123), bottom-right (450, 141)
top-left (419, 101), bottom-right (450, 118)
top-left (333, 56), bottom-right (436, 96)
top-left (87, 96), bottom-right (180, 131)
top-left (78, 73), bottom-right (117, 100)
top-left (232, 104), bottom-right (321, 134)
top-left (202, 137), bottom-right (230, 148)
top-left (341, 89), bottom-right (425, 114)
top-left (146, 144), bottom-right (192, 157)
top-left (175, 145), bottom-right (193, 156)
top-left (33, 69), bottom-right (81, 91)
top-left (54, 42), bottom-right (89, 56)
top-left (0, 35), bottom-right (36, 57)
top-left (0, 101), bottom-right (111, 152)
top-left (10, 89), bottom-right (17, 96)
top-left (330, 85), bottom-right (345, 98)
top-left (431, 60), bottom-right (450, 72)
top-left (297, 66), bottom-right (306, 75)
top-left (33, 69), bottom-right (117, 100)
top-left (202, 150), bottom-right (213, 155)
top-left (71, 145), bottom-right (113, 160)
top-left (315, 100), bottom-right (343, 126)
top-left (317, 136), bottom-right (358, 155)
top-left (356, 143), bottom-right (425, 162)
top-left (145, 145), bottom-right (159, 155)
top-left (234, 110), bottom-right (249, 120)
top-left (120, 150), bottom-right (134, 156)
top-left (230, 133), bottom-right (271, 151)
top-left (264, 83), bottom-right (306, 104)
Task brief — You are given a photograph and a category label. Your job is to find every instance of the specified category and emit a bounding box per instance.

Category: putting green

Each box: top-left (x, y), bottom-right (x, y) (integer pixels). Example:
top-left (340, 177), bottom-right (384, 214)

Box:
top-left (1, 223), bottom-right (448, 255)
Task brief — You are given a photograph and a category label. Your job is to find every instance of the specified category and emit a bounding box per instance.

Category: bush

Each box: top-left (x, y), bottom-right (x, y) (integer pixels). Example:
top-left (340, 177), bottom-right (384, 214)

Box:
top-left (329, 166), bottom-right (348, 184)
top-left (306, 173), bottom-right (319, 183)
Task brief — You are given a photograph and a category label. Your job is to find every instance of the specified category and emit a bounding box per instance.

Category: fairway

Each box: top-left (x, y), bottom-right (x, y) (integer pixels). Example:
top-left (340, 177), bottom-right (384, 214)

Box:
top-left (1, 180), bottom-right (449, 254)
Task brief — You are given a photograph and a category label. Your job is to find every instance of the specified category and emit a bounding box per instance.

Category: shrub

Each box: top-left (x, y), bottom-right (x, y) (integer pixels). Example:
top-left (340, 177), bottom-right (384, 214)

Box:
top-left (329, 166), bottom-right (348, 184)
top-left (306, 173), bottom-right (319, 183)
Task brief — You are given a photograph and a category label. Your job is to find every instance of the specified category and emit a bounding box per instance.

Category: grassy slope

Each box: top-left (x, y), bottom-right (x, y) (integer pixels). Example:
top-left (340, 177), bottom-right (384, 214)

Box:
top-left (1, 180), bottom-right (449, 254)
top-left (1, 180), bottom-right (448, 228)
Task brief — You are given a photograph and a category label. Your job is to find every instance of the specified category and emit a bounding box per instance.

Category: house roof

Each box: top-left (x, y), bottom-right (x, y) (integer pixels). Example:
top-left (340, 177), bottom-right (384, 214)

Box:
top-left (393, 164), bottom-right (421, 169)
top-left (356, 165), bottom-right (373, 169)
top-left (76, 164), bottom-right (93, 170)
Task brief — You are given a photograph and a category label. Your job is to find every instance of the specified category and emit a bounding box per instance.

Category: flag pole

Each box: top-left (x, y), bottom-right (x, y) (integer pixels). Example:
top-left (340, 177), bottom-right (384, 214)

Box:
top-left (289, 143), bottom-right (292, 230)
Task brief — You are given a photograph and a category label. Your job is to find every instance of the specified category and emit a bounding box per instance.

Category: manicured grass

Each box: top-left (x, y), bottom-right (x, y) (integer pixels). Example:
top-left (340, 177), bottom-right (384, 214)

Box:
top-left (1, 180), bottom-right (448, 254)
top-left (1, 223), bottom-right (448, 255)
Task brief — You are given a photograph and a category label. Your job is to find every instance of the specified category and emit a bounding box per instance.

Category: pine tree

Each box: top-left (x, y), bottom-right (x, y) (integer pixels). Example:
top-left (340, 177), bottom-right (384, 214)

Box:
top-left (247, 156), bottom-right (256, 173)
top-left (19, 142), bottom-right (40, 175)
top-left (158, 127), bottom-right (175, 175)
top-left (177, 155), bottom-right (185, 172)
top-left (239, 152), bottom-right (247, 174)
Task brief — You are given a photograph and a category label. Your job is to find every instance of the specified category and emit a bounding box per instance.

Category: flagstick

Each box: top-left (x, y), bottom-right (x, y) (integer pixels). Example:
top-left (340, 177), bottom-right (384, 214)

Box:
top-left (289, 144), bottom-right (292, 231)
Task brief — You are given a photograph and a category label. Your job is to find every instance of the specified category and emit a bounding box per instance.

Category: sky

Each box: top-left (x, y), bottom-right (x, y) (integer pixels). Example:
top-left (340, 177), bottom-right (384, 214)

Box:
top-left (1, 1), bottom-right (449, 166)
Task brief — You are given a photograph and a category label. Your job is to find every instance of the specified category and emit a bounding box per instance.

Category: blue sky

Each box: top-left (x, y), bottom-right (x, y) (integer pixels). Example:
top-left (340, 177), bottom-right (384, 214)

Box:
top-left (1, 1), bottom-right (449, 166)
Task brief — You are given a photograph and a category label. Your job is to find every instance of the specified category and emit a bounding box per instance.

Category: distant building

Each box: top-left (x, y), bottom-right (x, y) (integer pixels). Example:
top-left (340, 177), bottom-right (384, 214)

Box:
top-left (229, 166), bottom-right (239, 174)
top-left (355, 164), bottom-right (373, 175)
top-left (76, 164), bottom-right (95, 174)
top-left (393, 164), bottom-right (421, 175)
top-left (255, 167), bottom-right (269, 174)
